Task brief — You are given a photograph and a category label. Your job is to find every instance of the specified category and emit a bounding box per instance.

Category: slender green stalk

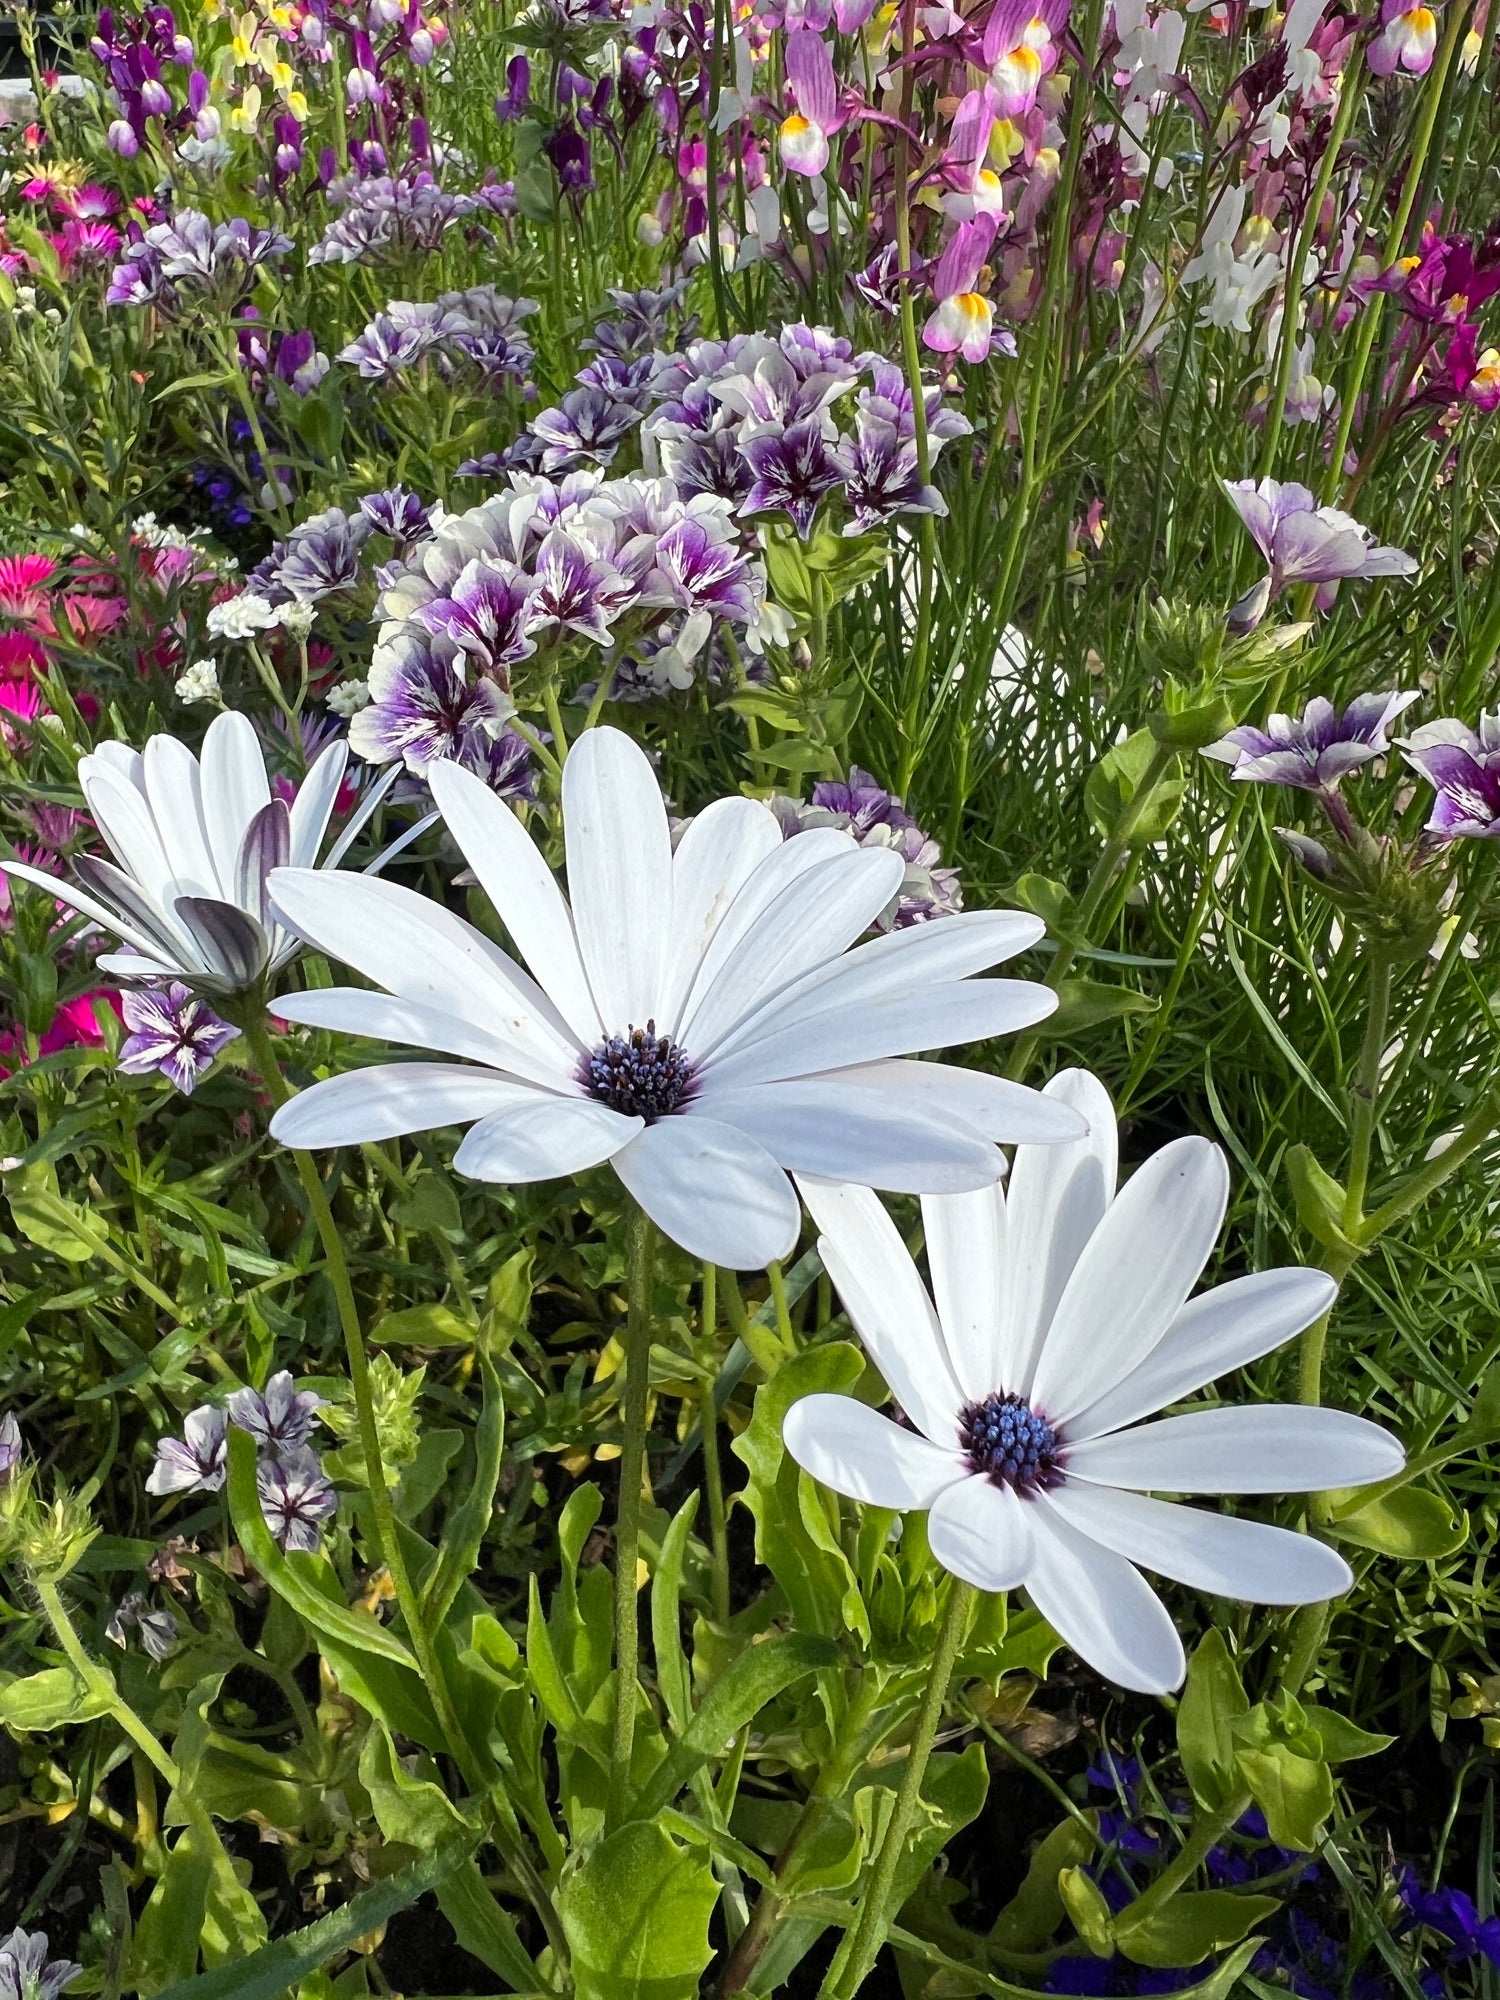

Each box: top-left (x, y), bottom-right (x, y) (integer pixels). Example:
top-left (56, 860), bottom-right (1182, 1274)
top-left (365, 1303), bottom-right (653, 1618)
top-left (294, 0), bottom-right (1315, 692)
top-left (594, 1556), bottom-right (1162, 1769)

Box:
top-left (1114, 1794), bottom-right (1248, 1938)
top-left (609, 1197), bottom-right (658, 1827)
top-left (1342, 955), bottom-right (1394, 1233)
top-left (700, 1264), bottom-right (731, 1627)
top-left (33, 1573), bottom-right (179, 1788)
top-left (822, 1582), bottom-right (972, 2000)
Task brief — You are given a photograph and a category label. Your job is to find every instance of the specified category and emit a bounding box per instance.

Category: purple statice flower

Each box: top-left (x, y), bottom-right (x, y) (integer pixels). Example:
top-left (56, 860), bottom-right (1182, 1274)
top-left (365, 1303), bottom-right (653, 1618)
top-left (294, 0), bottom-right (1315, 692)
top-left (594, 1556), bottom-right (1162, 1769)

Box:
top-left (360, 486), bottom-right (433, 548)
top-left (458, 725), bottom-right (536, 802)
top-left (528, 529), bottom-right (637, 646)
top-left (1403, 714), bottom-right (1500, 841)
top-left (118, 983), bottom-right (240, 1095)
top-left (350, 629), bottom-right (518, 777)
top-left (1222, 478), bottom-right (1419, 624)
top-left (227, 1369), bottom-right (324, 1458)
top-left (108, 210), bottom-right (291, 309)
top-left (811, 766), bottom-right (919, 836)
top-left (105, 1590), bottom-right (181, 1662)
top-left (145, 1404), bottom-right (228, 1496)
top-left (339, 306), bottom-right (446, 379)
top-left (1203, 692), bottom-right (1419, 791)
top-left (583, 278), bottom-right (694, 360)
top-left (418, 557), bottom-right (538, 675)
top-left (0, 1413), bottom-right (20, 1484)
top-left (250, 508), bottom-right (373, 606)
top-left (531, 387), bottom-right (643, 472)
top-left (739, 419), bottom-right (843, 538)
top-left (257, 1447), bottom-right (337, 1552)
top-left (0, 1931), bottom-right (82, 2000)
top-left (637, 516), bottom-right (759, 622)
top-left (774, 771), bottom-right (962, 929)
top-left (833, 412), bottom-right (947, 533)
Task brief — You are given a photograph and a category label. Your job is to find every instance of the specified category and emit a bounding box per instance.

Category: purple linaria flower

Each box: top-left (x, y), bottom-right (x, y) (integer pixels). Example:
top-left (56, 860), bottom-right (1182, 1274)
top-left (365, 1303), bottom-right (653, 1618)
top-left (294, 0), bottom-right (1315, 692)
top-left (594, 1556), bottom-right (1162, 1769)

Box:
top-left (257, 1448), bottom-right (337, 1552)
top-left (119, 983), bottom-right (240, 1095)
top-left (739, 419), bottom-right (843, 538)
top-left (1403, 714), bottom-right (1500, 841)
top-left (1223, 478), bottom-right (1418, 623)
top-left (418, 557), bottom-right (538, 673)
top-left (105, 1589), bottom-right (181, 1662)
top-left (0, 1413), bottom-right (20, 1485)
top-left (349, 630), bottom-right (518, 777)
top-left (1203, 692), bottom-right (1419, 791)
top-left (145, 1404), bottom-right (228, 1496)
top-left (0, 1930), bottom-right (81, 2000)
top-left (227, 1369), bottom-right (324, 1459)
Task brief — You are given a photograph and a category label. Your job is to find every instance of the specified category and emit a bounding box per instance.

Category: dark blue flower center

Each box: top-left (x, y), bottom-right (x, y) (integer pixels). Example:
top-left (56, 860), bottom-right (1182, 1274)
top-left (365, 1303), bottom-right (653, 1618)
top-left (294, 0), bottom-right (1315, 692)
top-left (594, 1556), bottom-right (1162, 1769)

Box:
top-left (584, 1021), bottom-right (695, 1122)
top-left (959, 1393), bottom-right (1062, 1493)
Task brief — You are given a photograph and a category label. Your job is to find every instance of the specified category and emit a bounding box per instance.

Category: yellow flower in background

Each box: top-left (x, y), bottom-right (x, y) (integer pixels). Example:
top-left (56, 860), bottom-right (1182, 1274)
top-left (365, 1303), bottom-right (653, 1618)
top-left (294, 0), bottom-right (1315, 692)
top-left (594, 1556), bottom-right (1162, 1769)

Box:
top-left (229, 80), bottom-right (262, 130)
top-left (231, 11), bottom-right (259, 62)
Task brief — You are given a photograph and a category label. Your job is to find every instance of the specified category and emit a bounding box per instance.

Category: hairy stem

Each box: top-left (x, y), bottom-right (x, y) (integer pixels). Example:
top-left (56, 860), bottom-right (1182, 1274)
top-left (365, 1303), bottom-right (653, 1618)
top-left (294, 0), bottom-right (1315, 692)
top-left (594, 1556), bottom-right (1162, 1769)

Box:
top-left (609, 1197), bottom-right (658, 1827)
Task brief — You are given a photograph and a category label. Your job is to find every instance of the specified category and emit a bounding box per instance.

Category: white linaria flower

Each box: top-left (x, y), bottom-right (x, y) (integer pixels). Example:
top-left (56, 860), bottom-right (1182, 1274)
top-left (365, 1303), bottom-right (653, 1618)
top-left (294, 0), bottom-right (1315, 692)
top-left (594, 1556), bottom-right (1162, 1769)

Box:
top-left (783, 1070), bottom-right (1405, 1694)
top-left (0, 711), bottom-right (372, 995)
top-left (265, 726), bottom-right (1084, 1270)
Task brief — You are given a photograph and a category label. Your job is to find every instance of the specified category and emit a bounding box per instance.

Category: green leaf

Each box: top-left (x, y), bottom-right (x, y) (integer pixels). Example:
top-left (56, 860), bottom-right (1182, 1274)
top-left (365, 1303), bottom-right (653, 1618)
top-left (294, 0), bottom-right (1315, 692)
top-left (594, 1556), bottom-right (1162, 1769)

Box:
top-left (1058, 1865), bottom-right (1115, 1956)
top-left (391, 1171), bottom-right (463, 1235)
top-left (1285, 1146), bottom-right (1358, 1257)
top-left (151, 1838), bottom-right (478, 2000)
top-left (6, 1181), bottom-right (106, 1262)
top-left (1177, 1630), bottom-right (1248, 1810)
top-left (370, 1302), bottom-right (475, 1348)
top-left (1234, 1740), bottom-right (1333, 1852)
top-left (527, 1573), bottom-right (585, 1740)
top-left (1300, 1706), bottom-right (1394, 1763)
top-left (1039, 977), bottom-right (1157, 1039)
top-left (423, 1350), bottom-right (505, 1628)
top-left (651, 1493), bottom-right (698, 1735)
top-left (559, 1822), bottom-right (719, 2000)
top-left (1328, 1486), bottom-right (1465, 1558)
top-left (0, 1665), bottom-right (114, 1731)
top-left (1084, 730), bottom-right (1184, 846)
top-left (484, 1245), bottom-right (535, 1352)
top-left (1006, 875), bottom-right (1080, 940)
top-left (358, 1722), bottom-right (474, 1847)
top-left (1116, 1890), bottom-right (1280, 1969)
top-left (990, 1816), bottom-right (1098, 1952)
top-left (434, 1856), bottom-right (545, 1991)
top-left (635, 1631), bottom-right (838, 1820)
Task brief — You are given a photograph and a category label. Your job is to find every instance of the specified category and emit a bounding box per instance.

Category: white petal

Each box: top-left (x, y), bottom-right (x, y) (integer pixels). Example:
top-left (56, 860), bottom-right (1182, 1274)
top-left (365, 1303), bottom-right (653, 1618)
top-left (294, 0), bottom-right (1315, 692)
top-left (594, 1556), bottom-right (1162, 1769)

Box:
top-left (783, 1393), bottom-right (964, 1509)
top-left (1070, 1269), bottom-right (1338, 1441)
top-left (685, 848), bottom-right (905, 1059)
top-left (796, 1177), bottom-right (963, 1444)
top-left (0, 859), bottom-right (180, 965)
top-left (289, 739), bottom-right (350, 869)
top-left (928, 1475), bottom-right (1034, 1591)
top-left (80, 761), bottom-right (178, 909)
top-left (96, 949), bottom-right (181, 982)
top-left (271, 986), bottom-right (580, 1081)
top-left (711, 909), bottom-right (1047, 1063)
top-left (267, 869), bottom-right (579, 1088)
top-left (269, 1062), bottom-right (528, 1147)
top-left (691, 1080), bottom-right (1003, 1192)
top-left (612, 1115), bottom-right (801, 1268)
top-left (657, 796), bottom-right (784, 1035)
top-left (143, 735), bottom-right (221, 899)
top-left (199, 709), bottom-right (272, 891)
top-left (1030, 1135), bottom-right (1229, 1426)
top-left (453, 1095), bottom-right (638, 1181)
top-left (985, 1068), bottom-right (1117, 1398)
top-left (1044, 1482), bottom-right (1353, 1604)
top-left (923, 1184), bottom-right (1007, 1401)
top-left (1064, 1404), bottom-right (1405, 1494)
top-left (830, 1061), bottom-right (1089, 1144)
top-left (703, 982), bottom-right (1056, 1093)
top-left (563, 725), bottom-right (673, 1032)
top-left (427, 758), bottom-right (601, 1044)
top-left (1025, 1494), bottom-right (1186, 1694)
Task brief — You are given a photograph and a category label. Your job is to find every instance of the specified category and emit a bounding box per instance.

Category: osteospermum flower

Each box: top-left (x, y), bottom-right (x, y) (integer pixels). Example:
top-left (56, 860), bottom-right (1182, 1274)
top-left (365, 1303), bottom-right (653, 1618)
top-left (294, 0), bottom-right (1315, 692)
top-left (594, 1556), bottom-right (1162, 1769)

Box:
top-left (0, 712), bottom-right (365, 995)
top-left (1204, 691), bottom-right (1419, 791)
top-left (783, 1071), bottom-right (1403, 1693)
top-left (266, 727), bottom-right (1081, 1268)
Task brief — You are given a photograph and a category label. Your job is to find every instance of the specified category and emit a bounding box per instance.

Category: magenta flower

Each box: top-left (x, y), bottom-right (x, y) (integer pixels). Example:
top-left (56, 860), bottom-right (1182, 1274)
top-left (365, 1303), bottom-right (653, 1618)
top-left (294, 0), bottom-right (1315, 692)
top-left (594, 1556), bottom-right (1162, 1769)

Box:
top-left (1204, 692), bottom-right (1420, 791)
top-left (1222, 479), bottom-right (1419, 617)
top-left (1403, 716), bottom-right (1500, 842)
top-left (119, 983), bottom-right (240, 1094)
top-left (980, 0), bottom-right (1069, 116)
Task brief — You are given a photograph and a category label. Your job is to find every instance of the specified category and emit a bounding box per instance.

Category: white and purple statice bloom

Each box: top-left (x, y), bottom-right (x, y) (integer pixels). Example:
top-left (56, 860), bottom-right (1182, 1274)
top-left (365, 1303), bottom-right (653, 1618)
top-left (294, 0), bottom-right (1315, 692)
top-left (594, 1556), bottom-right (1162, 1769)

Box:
top-left (145, 1404), bottom-right (228, 1496)
top-left (338, 285), bottom-right (537, 389)
top-left (106, 209), bottom-right (291, 311)
top-left (247, 507), bottom-right (373, 608)
top-left (783, 1071), bottom-right (1404, 1694)
top-left (118, 982), bottom-right (240, 1094)
top-left (1403, 714), bottom-right (1500, 841)
top-left (1203, 692), bottom-right (1420, 792)
top-left (226, 1370), bottom-right (324, 1459)
top-left (772, 768), bottom-right (962, 928)
top-left (1223, 479), bottom-right (1419, 627)
top-left (0, 1930), bottom-right (81, 2000)
top-left (0, 1412), bottom-right (22, 1485)
top-left (265, 726), bottom-right (1082, 1268)
top-left (0, 712), bottom-right (372, 996)
top-left (257, 1448), bottom-right (338, 1553)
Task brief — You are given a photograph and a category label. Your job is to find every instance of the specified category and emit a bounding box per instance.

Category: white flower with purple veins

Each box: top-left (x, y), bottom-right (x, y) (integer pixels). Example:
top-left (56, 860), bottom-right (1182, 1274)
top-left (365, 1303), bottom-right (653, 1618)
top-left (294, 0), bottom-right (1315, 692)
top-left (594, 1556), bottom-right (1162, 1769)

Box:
top-left (350, 629), bottom-right (518, 778)
top-left (0, 712), bottom-right (360, 995)
top-left (118, 982), bottom-right (241, 1094)
top-left (249, 507), bottom-right (373, 606)
top-left (106, 1590), bottom-right (181, 1662)
top-left (0, 1412), bottom-right (22, 1485)
top-left (417, 556), bottom-right (537, 674)
top-left (266, 727), bottom-right (1081, 1269)
top-left (528, 528), bottom-right (637, 647)
top-left (257, 1448), bottom-right (338, 1552)
top-left (227, 1369), bottom-right (324, 1458)
top-left (123, 209), bottom-right (291, 302)
top-left (783, 1070), bottom-right (1404, 1694)
top-left (1223, 478), bottom-right (1419, 619)
top-left (637, 517), bottom-right (760, 623)
top-left (145, 1404), bottom-right (228, 1496)
top-left (739, 420), bottom-right (844, 539)
top-left (0, 1930), bottom-right (81, 2000)
top-left (1403, 713), bottom-right (1500, 842)
top-left (1204, 692), bottom-right (1420, 792)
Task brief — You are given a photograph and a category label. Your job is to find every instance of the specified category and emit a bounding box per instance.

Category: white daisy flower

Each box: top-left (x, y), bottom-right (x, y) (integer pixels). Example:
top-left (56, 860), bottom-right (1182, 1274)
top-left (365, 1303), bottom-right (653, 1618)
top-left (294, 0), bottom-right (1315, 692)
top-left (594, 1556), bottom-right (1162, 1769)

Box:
top-left (783, 1069), bottom-right (1404, 1693)
top-left (0, 711), bottom-right (373, 995)
top-left (265, 726), bottom-right (1082, 1270)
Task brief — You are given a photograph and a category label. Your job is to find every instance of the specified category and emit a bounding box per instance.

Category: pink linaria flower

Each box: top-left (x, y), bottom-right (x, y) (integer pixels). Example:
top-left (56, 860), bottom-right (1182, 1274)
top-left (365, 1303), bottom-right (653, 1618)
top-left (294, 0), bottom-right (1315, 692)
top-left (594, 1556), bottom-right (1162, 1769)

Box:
top-left (1368, 0), bottom-right (1440, 73)
top-left (779, 29), bottom-right (845, 175)
top-left (923, 216), bottom-right (1013, 364)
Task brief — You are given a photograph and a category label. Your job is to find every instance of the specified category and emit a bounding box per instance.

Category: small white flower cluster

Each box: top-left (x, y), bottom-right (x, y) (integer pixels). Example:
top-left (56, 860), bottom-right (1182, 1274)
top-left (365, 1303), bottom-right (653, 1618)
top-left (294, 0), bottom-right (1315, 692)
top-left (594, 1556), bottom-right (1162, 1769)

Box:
top-left (327, 679), bottom-right (371, 717)
top-left (205, 593), bottom-right (315, 643)
top-left (174, 659), bottom-right (220, 706)
top-left (131, 513), bottom-right (207, 552)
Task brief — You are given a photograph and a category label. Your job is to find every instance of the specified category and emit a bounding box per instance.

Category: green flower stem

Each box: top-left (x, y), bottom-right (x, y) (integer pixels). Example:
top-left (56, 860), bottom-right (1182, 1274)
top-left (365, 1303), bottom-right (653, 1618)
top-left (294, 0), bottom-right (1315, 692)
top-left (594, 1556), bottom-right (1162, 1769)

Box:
top-left (1342, 954), bottom-right (1394, 1235)
top-left (822, 1581), bottom-right (972, 2000)
top-left (1355, 1082), bottom-right (1500, 1247)
top-left (700, 1265), bottom-right (732, 1628)
top-left (608, 1196), bottom-right (658, 1828)
top-left (238, 1010), bottom-right (478, 1793)
top-left (1113, 1793), bottom-right (1249, 1938)
top-left (542, 678), bottom-right (572, 764)
top-left (32, 1572), bottom-right (179, 1789)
